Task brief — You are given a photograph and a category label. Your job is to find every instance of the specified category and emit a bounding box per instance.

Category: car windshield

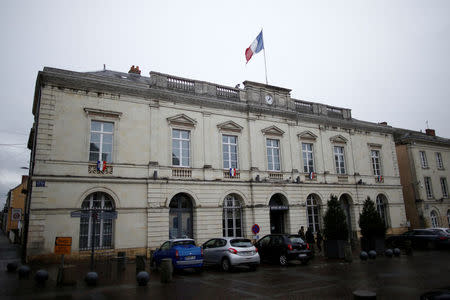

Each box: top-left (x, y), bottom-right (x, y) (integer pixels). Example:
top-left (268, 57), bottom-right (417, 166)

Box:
top-left (173, 240), bottom-right (195, 247)
top-left (288, 235), bottom-right (305, 244)
top-left (230, 239), bottom-right (253, 247)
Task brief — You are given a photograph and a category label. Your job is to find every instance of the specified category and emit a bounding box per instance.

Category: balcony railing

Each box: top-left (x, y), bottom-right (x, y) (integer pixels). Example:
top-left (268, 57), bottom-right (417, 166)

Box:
top-left (223, 170), bottom-right (240, 179)
top-left (269, 173), bottom-right (283, 180)
top-left (167, 76), bottom-right (195, 92)
top-left (216, 86), bottom-right (239, 100)
top-left (172, 168), bottom-right (192, 178)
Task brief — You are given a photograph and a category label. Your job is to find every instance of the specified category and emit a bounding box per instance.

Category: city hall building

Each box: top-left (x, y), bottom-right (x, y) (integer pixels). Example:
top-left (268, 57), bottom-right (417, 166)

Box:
top-left (25, 67), bottom-right (408, 261)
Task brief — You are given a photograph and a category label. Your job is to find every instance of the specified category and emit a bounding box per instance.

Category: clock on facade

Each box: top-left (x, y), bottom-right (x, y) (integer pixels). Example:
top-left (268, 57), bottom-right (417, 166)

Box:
top-left (265, 95), bottom-right (273, 105)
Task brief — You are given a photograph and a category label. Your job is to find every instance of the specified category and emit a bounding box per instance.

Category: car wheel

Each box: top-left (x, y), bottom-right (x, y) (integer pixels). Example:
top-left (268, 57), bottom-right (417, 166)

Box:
top-left (279, 254), bottom-right (288, 266)
top-left (221, 258), bottom-right (232, 272)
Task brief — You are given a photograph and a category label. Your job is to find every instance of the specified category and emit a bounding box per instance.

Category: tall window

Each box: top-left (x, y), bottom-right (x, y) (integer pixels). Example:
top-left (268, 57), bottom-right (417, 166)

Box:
top-left (266, 139), bottom-right (281, 171)
top-left (420, 151), bottom-right (428, 168)
top-left (89, 121), bottom-right (114, 162)
top-left (306, 194), bottom-right (320, 233)
top-left (447, 210), bottom-right (450, 226)
top-left (222, 135), bottom-right (238, 169)
top-left (440, 177), bottom-right (448, 198)
top-left (172, 129), bottom-right (190, 167)
top-left (223, 195), bottom-right (242, 237)
top-left (424, 177), bottom-right (433, 198)
top-left (376, 194), bottom-right (388, 226)
top-left (79, 192), bottom-right (114, 250)
top-left (334, 146), bottom-right (346, 174)
top-left (436, 152), bottom-right (444, 169)
top-left (169, 193), bottom-right (193, 239)
top-left (302, 143), bottom-right (314, 173)
top-left (430, 210), bottom-right (439, 228)
top-left (371, 150), bottom-right (381, 176)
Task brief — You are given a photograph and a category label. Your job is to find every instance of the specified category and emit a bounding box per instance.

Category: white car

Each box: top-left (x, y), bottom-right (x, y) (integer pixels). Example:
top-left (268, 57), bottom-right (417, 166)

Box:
top-left (202, 237), bottom-right (260, 271)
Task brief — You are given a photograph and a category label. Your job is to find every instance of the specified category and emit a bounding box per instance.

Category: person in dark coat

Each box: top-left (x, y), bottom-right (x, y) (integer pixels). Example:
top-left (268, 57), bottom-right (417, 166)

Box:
top-left (316, 230), bottom-right (323, 253)
top-left (298, 226), bottom-right (305, 239)
top-left (305, 227), bottom-right (315, 255)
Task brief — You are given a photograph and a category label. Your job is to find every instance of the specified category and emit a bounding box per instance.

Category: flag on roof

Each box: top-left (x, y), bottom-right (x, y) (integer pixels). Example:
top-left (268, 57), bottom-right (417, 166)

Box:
top-left (245, 31), bottom-right (264, 64)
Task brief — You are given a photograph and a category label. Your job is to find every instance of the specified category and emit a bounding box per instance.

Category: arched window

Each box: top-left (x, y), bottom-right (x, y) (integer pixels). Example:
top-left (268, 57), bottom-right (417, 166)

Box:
top-left (79, 192), bottom-right (115, 250)
top-left (169, 193), bottom-right (193, 239)
top-left (223, 195), bottom-right (242, 237)
top-left (306, 194), bottom-right (320, 233)
top-left (376, 194), bottom-right (388, 227)
top-left (430, 210), bottom-right (439, 228)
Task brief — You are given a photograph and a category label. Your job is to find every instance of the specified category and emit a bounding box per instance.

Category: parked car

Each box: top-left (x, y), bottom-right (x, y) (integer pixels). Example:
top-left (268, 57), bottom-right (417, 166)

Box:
top-left (386, 229), bottom-right (449, 249)
top-left (151, 239), bottom-right (203, 271)
top-left (202, 237), bottom-right (260, 271)
top-left (254, 234), bottom-right (312, 266)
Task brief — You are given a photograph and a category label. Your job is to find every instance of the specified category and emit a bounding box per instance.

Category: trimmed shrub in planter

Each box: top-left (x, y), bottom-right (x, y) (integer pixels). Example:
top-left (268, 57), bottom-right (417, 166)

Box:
top-left (359, 197), bottom-right (386, 253)
top-left (323, 195), bottom-right (349, 258)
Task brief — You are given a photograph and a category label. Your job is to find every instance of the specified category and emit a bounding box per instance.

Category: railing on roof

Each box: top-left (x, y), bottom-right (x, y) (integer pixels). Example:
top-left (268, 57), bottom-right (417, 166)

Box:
top-left (167, 76), bottom-right (195, 92)
top-left (216, 85), bottom-right (239, 100)
top-left (294, 101), bottom-right (313, 113)
top-left (327, 107), bottom-right (343, 118)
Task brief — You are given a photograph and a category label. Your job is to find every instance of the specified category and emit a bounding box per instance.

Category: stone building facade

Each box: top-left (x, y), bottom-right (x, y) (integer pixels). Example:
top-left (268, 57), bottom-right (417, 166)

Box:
top-left (25, 67), bottom-right (407, 261)
top-left (395, 129), bottom-right (450, 229)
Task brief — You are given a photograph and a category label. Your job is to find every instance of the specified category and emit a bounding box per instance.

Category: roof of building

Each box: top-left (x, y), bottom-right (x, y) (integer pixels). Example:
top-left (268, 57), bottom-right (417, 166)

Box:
top-left (393, 128), bottom-right (450, 147)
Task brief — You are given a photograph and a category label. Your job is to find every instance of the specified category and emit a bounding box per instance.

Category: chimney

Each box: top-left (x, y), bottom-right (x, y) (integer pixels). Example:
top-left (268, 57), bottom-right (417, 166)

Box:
top-left (128, 65), bottom-right (141, 75)
top-left (425, 129), bottom-right (435, 136)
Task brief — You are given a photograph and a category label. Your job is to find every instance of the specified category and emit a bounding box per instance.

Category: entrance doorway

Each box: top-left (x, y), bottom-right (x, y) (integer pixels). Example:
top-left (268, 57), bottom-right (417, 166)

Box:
top-left (269, 194), bottom-right (289, 234)
top-left (339, 194), bottom-right (353, 236)
top-left (169, 193), bottom-right (193, 239)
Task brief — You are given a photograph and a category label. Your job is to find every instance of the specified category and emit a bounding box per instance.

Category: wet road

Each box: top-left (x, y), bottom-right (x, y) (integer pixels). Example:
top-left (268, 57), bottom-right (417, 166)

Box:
top-left (1, 235), bottom-right (449, 300)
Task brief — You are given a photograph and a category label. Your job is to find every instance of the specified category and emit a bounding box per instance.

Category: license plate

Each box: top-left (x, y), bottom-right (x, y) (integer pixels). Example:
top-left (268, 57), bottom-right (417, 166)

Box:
top-left (299, 254), bottom-right (307, 258)
top-left (185, 256), bottom-right (195, 260)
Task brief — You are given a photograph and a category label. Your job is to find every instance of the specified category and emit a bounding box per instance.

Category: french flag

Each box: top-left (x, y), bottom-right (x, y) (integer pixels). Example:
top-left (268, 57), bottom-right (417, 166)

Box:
top-left (229, 168), bottom-right (237, 177)
top-left (97, 160), bottom-right (107, 172)
top-left (245, 31), bottom-right (264, 64)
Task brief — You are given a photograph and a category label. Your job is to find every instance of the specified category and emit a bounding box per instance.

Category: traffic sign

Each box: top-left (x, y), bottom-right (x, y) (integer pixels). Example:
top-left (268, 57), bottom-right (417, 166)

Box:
top-left (11, 208), bottom-right (22, 221)
top-left (252, 224), bottom-right (260, 235)
top-left (54, 237), bottom-right (72, 255)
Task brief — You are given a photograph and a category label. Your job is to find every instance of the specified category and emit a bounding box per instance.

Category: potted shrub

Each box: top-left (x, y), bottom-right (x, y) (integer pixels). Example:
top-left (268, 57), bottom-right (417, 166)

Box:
top-left (358, 197), bottom-right (386, 253)
top-left (323, 195), bottom-right (349, 259)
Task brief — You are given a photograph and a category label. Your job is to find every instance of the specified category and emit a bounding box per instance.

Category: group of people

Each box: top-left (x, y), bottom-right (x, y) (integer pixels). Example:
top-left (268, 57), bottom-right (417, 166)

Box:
top-left (298, 226), bottom-right (323, 253)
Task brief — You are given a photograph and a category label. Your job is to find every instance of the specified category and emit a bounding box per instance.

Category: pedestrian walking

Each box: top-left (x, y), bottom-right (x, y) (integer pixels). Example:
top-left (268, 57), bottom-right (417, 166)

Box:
top-left (306, 226), bottom-right (315, 256)
top-left (316, 230), bottom-right (323, 253)
top-left (298, 226), bottom-right (305, 240)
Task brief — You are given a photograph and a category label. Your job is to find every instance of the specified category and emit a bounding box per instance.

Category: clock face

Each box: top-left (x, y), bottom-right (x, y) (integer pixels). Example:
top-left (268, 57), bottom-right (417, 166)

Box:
top-left (265, 95), bottom-right (273, 105)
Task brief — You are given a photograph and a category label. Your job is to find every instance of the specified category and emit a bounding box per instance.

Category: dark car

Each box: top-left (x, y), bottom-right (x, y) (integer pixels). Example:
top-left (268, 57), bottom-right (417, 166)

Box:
top-left (151, 239), bottom-right (203, 271)
top-left (254, 234), bottom-right (312, 266)
top-left (386, 229), bottom-right (449, 249)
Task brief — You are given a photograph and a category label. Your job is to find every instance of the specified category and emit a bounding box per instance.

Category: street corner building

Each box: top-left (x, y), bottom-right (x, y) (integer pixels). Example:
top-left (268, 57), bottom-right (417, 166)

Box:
top-left (25, 66), bottom-right (412, 262)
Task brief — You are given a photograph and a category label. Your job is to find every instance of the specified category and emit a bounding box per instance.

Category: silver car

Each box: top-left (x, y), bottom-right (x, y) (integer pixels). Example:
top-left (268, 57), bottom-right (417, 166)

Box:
top-left (202, 237), bottom-right (260, 271)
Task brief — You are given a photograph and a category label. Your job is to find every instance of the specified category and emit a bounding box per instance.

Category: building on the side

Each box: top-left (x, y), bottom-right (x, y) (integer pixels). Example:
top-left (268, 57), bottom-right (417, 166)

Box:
top-left (2, 176), bottom-right (28, 243)
top-left (394, 128), bottom-right (450, 229)
top-left (24, 66), bottom-right (408, 262)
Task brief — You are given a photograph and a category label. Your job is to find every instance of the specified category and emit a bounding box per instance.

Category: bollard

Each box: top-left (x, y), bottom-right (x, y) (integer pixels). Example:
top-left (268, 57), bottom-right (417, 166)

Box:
top-left (353, 289), bottom-right (376, 299)
top-left (6, 262), bottom-right (18, 272)
top-left (384, 249), bottom-right (393, 257)
top-left (393, 248), bottom-right (401, 257)
top-left (359, 251), bottom-right (368, 261)
top-left (136, 271), bottom-right (150, 286)
top-left (160, 258), bottom-right (173, 283)
top-left (368, 250), bottom-right (377, 259)
top-left (85, 271), bottom-right (98, 286)
top-left (35, 269), bottom-right (49, 285)
top-left (344, 244), bottom-right (353, 262)
top-left (18, 265), bottom-right (31, 279)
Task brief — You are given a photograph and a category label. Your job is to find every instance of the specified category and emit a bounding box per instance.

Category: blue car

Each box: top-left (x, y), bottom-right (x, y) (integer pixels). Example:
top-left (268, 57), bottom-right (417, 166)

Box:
top-left (151, 239), bottom-right (203, 271)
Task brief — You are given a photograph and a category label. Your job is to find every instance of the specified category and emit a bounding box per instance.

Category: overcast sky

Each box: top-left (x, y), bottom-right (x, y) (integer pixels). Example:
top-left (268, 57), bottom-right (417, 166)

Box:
top-left (1, 0), bottom-right (449, 207)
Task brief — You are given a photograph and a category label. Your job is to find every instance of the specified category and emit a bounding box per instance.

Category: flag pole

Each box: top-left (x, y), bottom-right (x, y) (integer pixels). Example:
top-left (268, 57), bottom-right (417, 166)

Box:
top-left (262, 28), bottom-right (268, 85)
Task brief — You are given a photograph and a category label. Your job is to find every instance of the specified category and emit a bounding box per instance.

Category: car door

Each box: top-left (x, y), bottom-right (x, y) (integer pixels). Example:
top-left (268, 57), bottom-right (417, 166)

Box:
top-left (256, 235), bottom-right (271, 262)
top-left (154, 241), bottom-right (171, 265)
top-left (269, 235), bottom-right (285, 262)
top-left (202, 239), bottom-right (217, 264)
top-left (214, 239), bottom-right (228, 262)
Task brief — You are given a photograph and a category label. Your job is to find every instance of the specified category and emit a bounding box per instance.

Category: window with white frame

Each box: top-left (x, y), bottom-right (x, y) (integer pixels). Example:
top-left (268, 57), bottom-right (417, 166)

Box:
top-left (266, 139), bottom-right (281, 171)
top-left (436, 152), bottom-right (444, 169)
top-left (222, 135), bottom-right (238, 169)
top-left (89, 121), bottom-right (114, 162)
top-left (430, 210), bottom-right (439, 228)
top-left (334, 146), bottom-right (346, 174)
top-left (172, 129), bottom-right (190, 167)
top-left (440, 177), bottom-right (448, 198)
top-left (376, 194), bottom-right (388, 226)
top-left (222, 195), bottom-right (242, 237)
top-left (306, 194), bottom-right (320, 233)
top-left (424, 177), bottom-right (433, 198)
top-left (371, 150), bottom-right (381, 176)
top-left (79, 192), bottom-right (115, 250)
top-left (420, 151), bottom-right (428, 168)
top-left (302, 143), bottom-right (315, 173)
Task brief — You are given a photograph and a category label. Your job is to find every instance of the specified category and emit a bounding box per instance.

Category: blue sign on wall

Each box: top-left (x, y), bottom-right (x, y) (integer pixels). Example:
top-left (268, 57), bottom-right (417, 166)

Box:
top-left (36, 181), bottom-right (46, 187)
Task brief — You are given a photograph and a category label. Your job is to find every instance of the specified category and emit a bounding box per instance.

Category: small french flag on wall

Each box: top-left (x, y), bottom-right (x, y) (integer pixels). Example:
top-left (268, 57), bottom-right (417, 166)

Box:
top-left (309, 172), bottom-right (316, 180)
top-left (245, 31), bottom-right (264, 64)
top-left (97, 160), bottom-right (107, 172)
top-left (229, 168), bottom-right (237, 177)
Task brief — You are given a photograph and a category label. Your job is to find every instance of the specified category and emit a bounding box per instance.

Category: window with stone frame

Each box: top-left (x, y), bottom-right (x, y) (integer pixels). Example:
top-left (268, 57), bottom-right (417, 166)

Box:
top-left (172, 129), bottom-right (190, 167)
top-left (302, 143), bottom-right (315, 173)
top-left (420, 151), bottom-right (428, 168)
top-left (430, 210), bottom-right (439, 228)
top-left (89, 121), bottom-right (114, 163)
top-left (306, 194), bottom-right (320, 233)
top-left (266, 139), bottom-right (281, 171)
top-left (440, 177), bottom-right (448, 198)
top-left (371, 149), bottom-right (382, 176)
top-left (436, 152), bottom-right (444, 169)
top-left (424, 177), bottom-right (433, 199)
top-left (334, 146), bottom-right (346, 174)
top-left (222, 195), bottom-right (242, 237)
top-left (376, 194), bottom-right (388, 227)
top-left (222, 135), bottom-right (238, 169)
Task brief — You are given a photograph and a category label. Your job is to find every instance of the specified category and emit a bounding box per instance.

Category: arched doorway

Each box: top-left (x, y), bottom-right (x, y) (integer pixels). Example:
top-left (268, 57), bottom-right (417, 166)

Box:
top-left (430, 210), bottom-right (439, 228)
top-left (169, 193), bottom-right (193, 239)
top-left (269, 194), bottom-right (289, 234)
top-left (339, 194), bottom-right (353, 236)
top-left (223, 194), bottom-right (243, 237)
top-left (306, 194), bottom-right (321, 233)
top-left (376, 194), bottom-right (389, 227)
